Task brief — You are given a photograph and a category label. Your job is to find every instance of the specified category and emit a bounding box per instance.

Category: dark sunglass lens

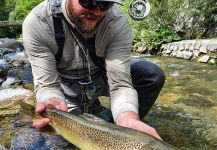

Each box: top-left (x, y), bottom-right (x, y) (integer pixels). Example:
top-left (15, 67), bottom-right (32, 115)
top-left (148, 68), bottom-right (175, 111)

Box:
top-left (97, 2), bottom-right (114, 11)
top-left (79, 0), bottom-right (113, 11)
top-left (79, 0), bottom-right (88, 5)
top-left (79, 0), bottom-right (97, 10)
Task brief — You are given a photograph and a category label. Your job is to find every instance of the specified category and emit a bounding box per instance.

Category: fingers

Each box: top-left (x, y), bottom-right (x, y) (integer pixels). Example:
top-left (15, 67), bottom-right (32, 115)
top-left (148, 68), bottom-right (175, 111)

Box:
top-left (33, 98), bottom-right (68, 129)
top-left (55, 104), bottom-right (61, 110)
top-left (33, 118), bottom-right (50, 128)
top-left (135, 121), bottom-right (163, 141)
top-left (35, 102), bottom-right (46, 113)
top-left (115, 111), bottom-right (163, 141)
top-left (34, 102), bottom-right (50, 128)
top-left (60, 101), bottom-right (68, 112)
top-left (46, 98), bottom-right (68, 112)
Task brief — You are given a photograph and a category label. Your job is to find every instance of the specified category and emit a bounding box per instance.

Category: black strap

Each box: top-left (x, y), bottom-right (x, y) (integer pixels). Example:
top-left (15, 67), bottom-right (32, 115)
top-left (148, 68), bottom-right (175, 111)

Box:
top-left (63, 19), bottom-right (105, 68)
top-left (86, 35), bottom-right (105, 68)
top-left (53, 14), bottom-right (105, 68)
top-left (53, 16), bottom-right (65, 64)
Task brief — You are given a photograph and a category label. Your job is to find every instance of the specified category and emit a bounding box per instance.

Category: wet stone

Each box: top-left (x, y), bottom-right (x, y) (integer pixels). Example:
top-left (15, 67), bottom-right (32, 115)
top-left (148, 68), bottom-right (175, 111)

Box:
top-left (3, 53), bottom-right (16, 63)
top-left (0, 60), bottom-right (8, 79)
top-left (0, 48), bottom-right (15, 56)
top-left (0, 145), bottom-right (8, 150)
top-left (0, 88), bottom-right (33, 101)
top-left (17, 68), bottom-right (33, 83)
top-left (10, 127), bottom-right (75, 150)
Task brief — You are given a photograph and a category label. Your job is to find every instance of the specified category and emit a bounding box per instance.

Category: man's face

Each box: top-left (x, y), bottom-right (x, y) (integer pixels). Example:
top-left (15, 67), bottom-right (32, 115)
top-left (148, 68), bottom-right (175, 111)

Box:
top-left (66, 0), bottom-right (107, 33)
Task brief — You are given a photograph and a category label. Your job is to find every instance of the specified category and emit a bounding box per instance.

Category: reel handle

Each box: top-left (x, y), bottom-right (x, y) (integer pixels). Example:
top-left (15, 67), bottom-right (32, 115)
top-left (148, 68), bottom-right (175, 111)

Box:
top-left (128, 0), bottom-right (151, 20)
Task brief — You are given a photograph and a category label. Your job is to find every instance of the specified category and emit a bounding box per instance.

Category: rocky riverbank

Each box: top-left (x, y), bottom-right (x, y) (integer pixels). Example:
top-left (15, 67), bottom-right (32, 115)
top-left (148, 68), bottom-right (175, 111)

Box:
top-left (160, 39), bottom-right (217, 65)
top-left (0, 38), bottom-right (33, 89)
top-left (134, 39), bottom-right (217, 65)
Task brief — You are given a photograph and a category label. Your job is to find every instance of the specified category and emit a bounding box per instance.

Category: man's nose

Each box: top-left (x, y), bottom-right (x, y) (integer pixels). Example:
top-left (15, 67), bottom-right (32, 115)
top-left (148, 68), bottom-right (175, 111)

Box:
top-left (90, 6), bottom-right (101, 15)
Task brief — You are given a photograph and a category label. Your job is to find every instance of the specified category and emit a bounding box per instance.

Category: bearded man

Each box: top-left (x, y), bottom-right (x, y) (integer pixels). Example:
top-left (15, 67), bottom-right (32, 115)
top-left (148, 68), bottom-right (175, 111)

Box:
top-left (23, 0), bottom-right (165, 140)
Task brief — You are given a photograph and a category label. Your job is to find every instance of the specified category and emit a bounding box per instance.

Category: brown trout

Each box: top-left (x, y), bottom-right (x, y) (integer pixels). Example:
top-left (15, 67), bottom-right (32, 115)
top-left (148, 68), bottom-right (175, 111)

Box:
top-left (19, 101), bottom-right (178, 150)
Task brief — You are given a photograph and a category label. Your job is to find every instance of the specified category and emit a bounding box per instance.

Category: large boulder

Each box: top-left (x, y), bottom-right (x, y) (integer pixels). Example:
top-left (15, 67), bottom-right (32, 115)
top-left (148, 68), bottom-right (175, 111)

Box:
top-left (0, 59), bottom-right (8, 85)
top-left (0, 38), bottom-right (24, 51)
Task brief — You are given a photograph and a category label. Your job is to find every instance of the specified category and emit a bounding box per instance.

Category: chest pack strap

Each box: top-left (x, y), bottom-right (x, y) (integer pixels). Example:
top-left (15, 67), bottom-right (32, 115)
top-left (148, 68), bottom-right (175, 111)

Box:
top-left (53, 16), bottom-right (105, 68)
top-left (53, 16), bottom-right (65, 64)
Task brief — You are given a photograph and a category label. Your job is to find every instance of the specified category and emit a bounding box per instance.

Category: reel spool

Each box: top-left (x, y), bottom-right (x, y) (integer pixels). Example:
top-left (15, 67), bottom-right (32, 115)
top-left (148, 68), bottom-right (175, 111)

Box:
top-left (128, 0), bottom-right (151, 20)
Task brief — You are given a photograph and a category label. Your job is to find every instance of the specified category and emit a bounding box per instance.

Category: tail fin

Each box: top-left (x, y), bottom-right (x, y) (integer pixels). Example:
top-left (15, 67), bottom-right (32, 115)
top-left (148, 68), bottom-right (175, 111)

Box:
top-left (19, 101), bottom-right (35, 116)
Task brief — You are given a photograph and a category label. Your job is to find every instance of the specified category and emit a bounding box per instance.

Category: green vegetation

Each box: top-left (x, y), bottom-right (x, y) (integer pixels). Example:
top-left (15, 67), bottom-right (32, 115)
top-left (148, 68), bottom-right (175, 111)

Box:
top-left (0, 0), bottom-right (42, 38)
top-left (143, 26), bottom-right (181, 54)
top-left (0, 0), bottom-right (18, 38)
top-left (0, 0), bottom-right (217, 52)
top-left (122, 0), bottom-right (217, 53)
top-left (9, 0), bottom-right (43, 21)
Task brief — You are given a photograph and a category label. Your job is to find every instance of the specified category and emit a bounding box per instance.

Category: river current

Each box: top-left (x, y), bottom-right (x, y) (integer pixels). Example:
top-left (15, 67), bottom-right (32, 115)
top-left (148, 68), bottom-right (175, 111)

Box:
top-left (0, 55), bottom-right (216, 150)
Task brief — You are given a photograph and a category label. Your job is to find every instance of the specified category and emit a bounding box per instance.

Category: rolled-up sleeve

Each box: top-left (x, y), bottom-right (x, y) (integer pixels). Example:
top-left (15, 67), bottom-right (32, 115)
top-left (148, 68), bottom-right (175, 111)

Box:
top-left (23, 13), bottom-right (65, 102)
top-left (105, 15), bottom-right (138, 121)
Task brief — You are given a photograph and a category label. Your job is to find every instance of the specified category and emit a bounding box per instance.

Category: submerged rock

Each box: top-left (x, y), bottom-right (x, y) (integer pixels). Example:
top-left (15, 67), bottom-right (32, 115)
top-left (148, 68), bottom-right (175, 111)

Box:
top-left (1, 77), bottom-right (16, 88)
top-left (10, 128), bottom-right (75, 150)
top-left (0, 59), bottom-right (8, 82)
top-left (0, 48), bottom-right (15, 57)
top-left (2, 50), bottom-right (29, 67)
top-left (0, 145), bottom-right (8, 150)
top-left (11, 52), bottom-right (29, 67)
top-left (3, 53), bottom-right (16, 64)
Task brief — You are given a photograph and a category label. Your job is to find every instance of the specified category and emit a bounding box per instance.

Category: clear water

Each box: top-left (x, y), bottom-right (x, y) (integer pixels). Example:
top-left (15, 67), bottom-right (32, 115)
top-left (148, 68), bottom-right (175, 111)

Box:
top-left (0, 55), bottom-right (217, 150)
top-left (137, 56), bottom-right (217, 150)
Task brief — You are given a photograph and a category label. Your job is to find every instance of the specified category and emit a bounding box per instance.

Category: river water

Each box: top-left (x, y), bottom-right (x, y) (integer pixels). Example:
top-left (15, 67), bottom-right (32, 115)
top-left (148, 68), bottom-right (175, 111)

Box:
top-left (0, 55), bottom-right (217, 150)
top-left (136, 55), bottom-right (217, 150)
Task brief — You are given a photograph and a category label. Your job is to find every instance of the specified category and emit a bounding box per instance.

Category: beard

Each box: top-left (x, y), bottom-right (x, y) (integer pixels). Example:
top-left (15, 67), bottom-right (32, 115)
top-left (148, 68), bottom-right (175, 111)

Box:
top-left (67, 6), bottom-right (104, 33)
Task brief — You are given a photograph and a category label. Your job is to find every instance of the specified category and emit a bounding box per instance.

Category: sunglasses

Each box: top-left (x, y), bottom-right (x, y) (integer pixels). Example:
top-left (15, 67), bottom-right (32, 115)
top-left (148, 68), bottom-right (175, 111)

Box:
top-left (79, 0), bottom-right (114, 11)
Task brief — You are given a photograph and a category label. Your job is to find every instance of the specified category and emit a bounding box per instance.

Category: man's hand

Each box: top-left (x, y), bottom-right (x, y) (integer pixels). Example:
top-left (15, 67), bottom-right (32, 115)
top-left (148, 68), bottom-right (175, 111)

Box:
top-left (116, 111), bottom-right (162, 140)
top-left (33, 98), bottom-right (68, 128)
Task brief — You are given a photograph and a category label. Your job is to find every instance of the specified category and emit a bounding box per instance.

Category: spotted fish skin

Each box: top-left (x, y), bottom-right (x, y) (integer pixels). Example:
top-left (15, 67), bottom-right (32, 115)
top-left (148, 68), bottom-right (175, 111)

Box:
top-left (20, 102), bottom-right (178, 150)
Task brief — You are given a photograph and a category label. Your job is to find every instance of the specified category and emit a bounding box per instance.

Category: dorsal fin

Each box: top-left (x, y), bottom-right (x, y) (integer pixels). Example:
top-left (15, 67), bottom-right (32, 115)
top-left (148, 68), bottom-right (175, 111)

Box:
top-left (82, 113), bottom-right (107, 124)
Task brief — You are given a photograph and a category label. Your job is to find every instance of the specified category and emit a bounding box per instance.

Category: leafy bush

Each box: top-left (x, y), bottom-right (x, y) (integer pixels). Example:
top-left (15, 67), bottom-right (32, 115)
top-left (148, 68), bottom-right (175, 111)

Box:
top-left (123, 0), bottom-right (182, 53)
top-left (9, 0), bottom-right (43, 21)
top-left (0, 0), bottom-right (42, 38)
top-left (124, 0), bottom-right (217, 53)
top-left (0, 0), bottom-right (17, 38)
top-left (145, 26), bottom-right (181, 54)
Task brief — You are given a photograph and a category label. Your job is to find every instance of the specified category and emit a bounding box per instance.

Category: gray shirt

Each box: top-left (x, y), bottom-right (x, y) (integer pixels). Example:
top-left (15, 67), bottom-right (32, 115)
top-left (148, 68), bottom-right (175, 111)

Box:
top-left (23, 0), bottom-right (138, 121)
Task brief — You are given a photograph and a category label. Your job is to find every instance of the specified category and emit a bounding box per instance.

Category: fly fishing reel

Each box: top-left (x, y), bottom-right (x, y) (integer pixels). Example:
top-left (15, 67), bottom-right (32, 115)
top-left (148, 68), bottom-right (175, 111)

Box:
top-left (128, 0), bottom-right (151, 20)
